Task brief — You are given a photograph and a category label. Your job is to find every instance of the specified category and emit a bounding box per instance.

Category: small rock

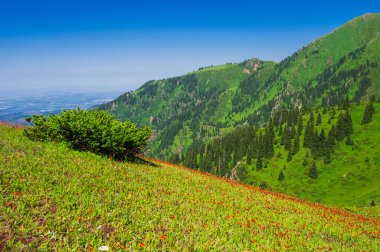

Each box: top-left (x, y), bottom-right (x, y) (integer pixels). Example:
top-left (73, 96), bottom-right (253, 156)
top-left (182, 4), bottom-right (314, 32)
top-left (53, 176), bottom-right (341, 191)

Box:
top-left (98, 245), bottom-right (109, 251)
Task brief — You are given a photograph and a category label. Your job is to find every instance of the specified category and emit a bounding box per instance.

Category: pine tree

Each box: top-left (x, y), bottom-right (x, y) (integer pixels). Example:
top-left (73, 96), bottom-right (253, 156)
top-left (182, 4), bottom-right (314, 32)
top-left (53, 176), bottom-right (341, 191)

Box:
top-left (292, 134), bottom-right (300, 155)
top-left (302, 158), bottom-right (308, 166)
top-left (362, 102), bottom-right (375, 124)
top-left (326, 125), bottom-right (336, 149)
top-left (345, 136), bottom-right (354, 145)
top-left (316, 113), bottom-right (322, 126)
top-left (256, 155), bottom-right (263, 171)
top-left (345, 111), bottom-right (353, 136)
top-left (297, 114), bottom-right (303, 134)
top-left (311, 128), bottom-right (319, 159)
top-left (278, 170), bottom-right (285, 181)
top-left (284, 127), bottom-right (292, 150)
top-left (287, 149), bottom-right (292, 162)
top-left (341, 96), bottom-right (350, 110)
top-left (324, 148), bottom-right (331, 164)
top-left (246, 145), bottom-right (253, 165)
top-left (336, 113), bottom-right (346, 141)
top-left (303, 121), bottom-right (312, 148)
top-left (308, 162), bottom-right (318, 179)
top-left (318, 128), bottom-right (326, 156)
top-left (310, 112), bottom-right (315, 124)
top-left (267, 119), bottom-right (275, 140)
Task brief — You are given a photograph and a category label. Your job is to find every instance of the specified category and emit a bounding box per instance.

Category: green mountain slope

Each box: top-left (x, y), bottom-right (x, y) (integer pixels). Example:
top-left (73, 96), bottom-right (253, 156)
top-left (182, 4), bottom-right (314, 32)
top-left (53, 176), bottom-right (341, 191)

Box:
top-left (1, 124), bottom-right (380, 250)
top-left (230, 13), bottom-right (380, 125)
top-left (100, 13), bottom-right (380, 163)
top-left (100, 59), bottom-right (276, 159)
top-left (185, 101), bottom-right (380, 211)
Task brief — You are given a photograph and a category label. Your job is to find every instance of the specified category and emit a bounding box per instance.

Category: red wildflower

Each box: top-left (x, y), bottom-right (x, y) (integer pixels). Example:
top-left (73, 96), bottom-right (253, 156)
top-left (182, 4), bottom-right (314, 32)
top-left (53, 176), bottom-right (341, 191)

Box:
top-left (160, 234), bottom-right (166, 240)
top-left (138, 242), bottom-right (145, 248)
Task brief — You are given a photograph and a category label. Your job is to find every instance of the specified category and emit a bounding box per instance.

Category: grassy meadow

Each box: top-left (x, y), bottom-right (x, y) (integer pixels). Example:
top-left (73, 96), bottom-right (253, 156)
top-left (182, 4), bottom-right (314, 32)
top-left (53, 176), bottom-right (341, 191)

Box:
top-left (246, 102), bottom-right (380, 211)
top-left (1, 123), bottom-right (380, 251)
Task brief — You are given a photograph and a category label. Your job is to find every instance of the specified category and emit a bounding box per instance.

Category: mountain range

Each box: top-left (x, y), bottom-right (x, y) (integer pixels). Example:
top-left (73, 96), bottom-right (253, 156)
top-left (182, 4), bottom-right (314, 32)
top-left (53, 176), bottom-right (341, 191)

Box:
top-left (99, 13), bottom-right (380, 210)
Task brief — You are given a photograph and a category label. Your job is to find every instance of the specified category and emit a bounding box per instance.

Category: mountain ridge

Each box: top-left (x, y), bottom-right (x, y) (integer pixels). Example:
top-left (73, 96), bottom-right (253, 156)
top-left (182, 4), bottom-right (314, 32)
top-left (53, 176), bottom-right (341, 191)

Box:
top-left (100, 13), bottom-right (380, 162)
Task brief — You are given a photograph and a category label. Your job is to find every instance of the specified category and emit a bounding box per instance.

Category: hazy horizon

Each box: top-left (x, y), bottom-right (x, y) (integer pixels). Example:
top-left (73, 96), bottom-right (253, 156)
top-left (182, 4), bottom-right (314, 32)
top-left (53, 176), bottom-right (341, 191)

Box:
top-left (1, 1), bottom-right (379, 93)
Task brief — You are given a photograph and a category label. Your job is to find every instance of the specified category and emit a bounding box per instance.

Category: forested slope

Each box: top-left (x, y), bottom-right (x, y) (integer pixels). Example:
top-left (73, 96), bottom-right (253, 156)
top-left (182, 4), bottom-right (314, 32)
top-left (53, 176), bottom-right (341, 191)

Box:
top-left (101, 13), bottom-right (380, 163)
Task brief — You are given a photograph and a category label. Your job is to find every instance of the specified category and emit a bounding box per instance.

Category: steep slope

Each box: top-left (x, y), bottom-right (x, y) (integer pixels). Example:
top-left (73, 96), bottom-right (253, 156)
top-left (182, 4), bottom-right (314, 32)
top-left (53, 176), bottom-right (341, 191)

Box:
top-left (1, 123), bottom-right (380, 250)
top-left (185, 101), bottom-right (380, 210)
top-left (101, 13), bottom-right (380, 162)
top-left (100, 60), bottom-right (276, 159)
top-left (230, 13), bottom-right (380, 125)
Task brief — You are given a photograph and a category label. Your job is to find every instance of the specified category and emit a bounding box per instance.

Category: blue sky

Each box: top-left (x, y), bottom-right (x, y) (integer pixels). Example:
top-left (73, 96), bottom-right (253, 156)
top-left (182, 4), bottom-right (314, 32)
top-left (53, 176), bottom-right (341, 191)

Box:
top-left (0, 0), bottom-right (379, 92)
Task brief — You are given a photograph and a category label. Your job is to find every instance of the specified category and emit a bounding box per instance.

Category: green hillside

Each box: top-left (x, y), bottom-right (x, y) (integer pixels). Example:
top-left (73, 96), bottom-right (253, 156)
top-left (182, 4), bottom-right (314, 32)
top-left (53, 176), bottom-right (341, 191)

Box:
top-left (99, 59), bottom-right (276, 159)
top-left (185, 101), bottom-right (380, 212)
top-left (100, 13), bottom-right (380, 163)
top-left (1, 123), bottom-right (380, 250)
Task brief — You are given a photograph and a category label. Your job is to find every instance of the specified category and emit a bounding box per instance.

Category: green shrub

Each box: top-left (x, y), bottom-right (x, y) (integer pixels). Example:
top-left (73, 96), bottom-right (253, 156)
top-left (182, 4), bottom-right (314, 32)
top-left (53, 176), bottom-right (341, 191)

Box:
top-left (24, 109), bottom-right (151, 159)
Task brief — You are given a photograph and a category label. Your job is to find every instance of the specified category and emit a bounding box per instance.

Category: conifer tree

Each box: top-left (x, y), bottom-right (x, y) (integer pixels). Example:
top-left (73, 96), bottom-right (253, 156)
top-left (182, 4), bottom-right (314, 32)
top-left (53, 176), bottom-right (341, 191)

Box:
top-left (308, 161), bottom-right (318, 179)
top-left (362, 102), bottom-right (375, 124)
top-left (346, 112), bottom-right (353, 136)
top-left (292, 133), bottom-right (300, 155)
top-left (278, 170), bottom-right (285, 181)
top-left (326, 125), bottom-right (336, 149)
top-left (267, 136), bottom-right (275, 158)
top-left (303, 121), bottom-right (312, 148)
top-left (287, 150), bottom-right (292, 162)
top-left (302, 158), bottom-right (308, 166)
top-left (311, 129), bottom-right (319, 159)
top-left (318, 129), bottom-right (326, 156)
top-left (284, 127), bottom-right (292, 151)
top-left (267, 119), bottom-right (275, 140)
top-left (246, 145), bottom-right (253, 165)
top-left (336, 113), bottom-right (346, 141)
top-left (341, 96), bottom-right (350, 110)
top-left (310, 112), bottom-right (315, 125)
top-left (297, 114), bottom-right (303, 134)
top-left (316, 113), bottom-right (322, 126)
top-left (256, 155), bottom-right (263, 171)
top-left (324, 148), bottom-right (331, 164)
top-left (345, 136), bottom-right (354, 145)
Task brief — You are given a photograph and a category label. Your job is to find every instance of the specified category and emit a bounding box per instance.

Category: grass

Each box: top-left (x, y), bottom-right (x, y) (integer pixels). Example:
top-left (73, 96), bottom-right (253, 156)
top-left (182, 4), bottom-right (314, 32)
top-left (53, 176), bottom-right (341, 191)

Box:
top-left (1, 123), bottom-right (380, 251)
top-left (245, 102), bottom-right (380, 214)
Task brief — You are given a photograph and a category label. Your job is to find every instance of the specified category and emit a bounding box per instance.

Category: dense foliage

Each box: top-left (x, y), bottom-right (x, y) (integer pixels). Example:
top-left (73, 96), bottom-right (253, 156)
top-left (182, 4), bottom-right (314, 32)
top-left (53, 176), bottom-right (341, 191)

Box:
top-left (24, 109), bottom-right (151, 159)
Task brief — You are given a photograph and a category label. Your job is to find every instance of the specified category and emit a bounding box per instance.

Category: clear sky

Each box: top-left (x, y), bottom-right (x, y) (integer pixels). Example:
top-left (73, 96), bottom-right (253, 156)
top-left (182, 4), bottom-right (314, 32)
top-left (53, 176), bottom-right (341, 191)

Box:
top-left (0, 0), bottom-right (379, 92)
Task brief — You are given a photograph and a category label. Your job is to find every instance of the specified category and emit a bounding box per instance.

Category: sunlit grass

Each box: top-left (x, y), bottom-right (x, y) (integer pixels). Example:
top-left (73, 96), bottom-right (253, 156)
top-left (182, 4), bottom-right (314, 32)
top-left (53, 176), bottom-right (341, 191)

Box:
top-left (1, 123), bottom-right (379, 251)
